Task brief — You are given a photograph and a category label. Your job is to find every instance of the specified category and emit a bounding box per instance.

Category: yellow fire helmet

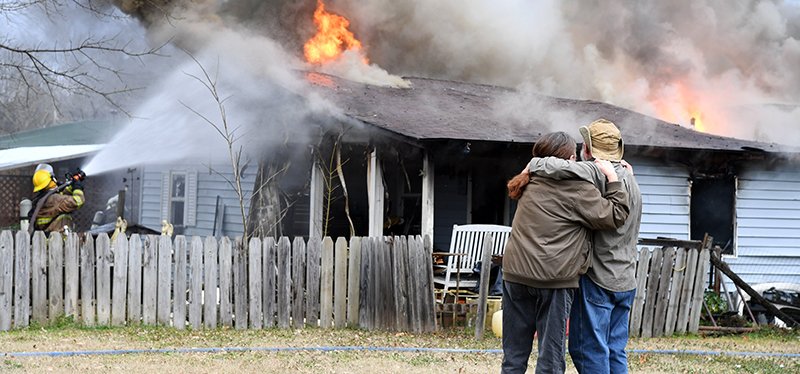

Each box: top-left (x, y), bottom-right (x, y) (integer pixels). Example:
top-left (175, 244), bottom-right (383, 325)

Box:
top-left (32, 169), bottom-right (56, 192)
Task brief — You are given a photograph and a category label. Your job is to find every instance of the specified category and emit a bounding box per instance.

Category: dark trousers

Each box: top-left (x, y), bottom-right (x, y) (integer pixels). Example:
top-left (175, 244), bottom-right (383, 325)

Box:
top-left (501, 281), bottom-right (575, 374)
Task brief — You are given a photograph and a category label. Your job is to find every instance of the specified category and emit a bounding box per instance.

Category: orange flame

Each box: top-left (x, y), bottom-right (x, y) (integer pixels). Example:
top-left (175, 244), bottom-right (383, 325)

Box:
top-left (303, 0), bottom-right (366, 64)
top-left (651, 82), bottom-right (720, 133)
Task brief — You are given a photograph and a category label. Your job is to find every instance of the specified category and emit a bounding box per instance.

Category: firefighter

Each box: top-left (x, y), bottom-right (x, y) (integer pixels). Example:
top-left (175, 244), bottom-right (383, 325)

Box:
top-left (29, 166), bottom-right (86, 233)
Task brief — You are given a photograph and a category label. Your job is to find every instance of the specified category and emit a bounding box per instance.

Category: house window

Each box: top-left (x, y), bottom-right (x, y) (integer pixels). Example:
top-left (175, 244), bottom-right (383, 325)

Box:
top-left (169, 172), bottom-right (187, 227)
top-left (691, 176), bottom-right (736, 255)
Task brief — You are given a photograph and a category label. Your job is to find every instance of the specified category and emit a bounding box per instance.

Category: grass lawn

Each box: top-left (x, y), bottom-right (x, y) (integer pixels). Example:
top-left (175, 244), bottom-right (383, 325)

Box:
top-left (1, 320), bottom-right (798, 373)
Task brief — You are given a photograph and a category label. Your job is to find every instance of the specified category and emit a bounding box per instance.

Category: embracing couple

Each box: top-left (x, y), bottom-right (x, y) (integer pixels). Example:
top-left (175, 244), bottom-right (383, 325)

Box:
top-left (501, 119), bottom-right (643, 374)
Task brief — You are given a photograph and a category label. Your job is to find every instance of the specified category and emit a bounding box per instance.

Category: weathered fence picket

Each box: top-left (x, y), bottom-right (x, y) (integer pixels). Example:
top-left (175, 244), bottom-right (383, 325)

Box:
top-left (305, 236), bottom-right (321, 327)
top-left (14, 231), bottom-right (30, 328)
top-left (127, 234), bottom-right (143, 324)
top-left (291, 237), bottom-right (306, 329)
top-left (141, 235), bottom-right (157, 325)
top-left (358, 237), bottom-right (373, 330)
top-left (31, 232), bottom-right (48, 324)
top-left (96, 233), bottom-right (111, 326)
top-left (391, 236), bottom-right (409, 331)
top-left (262, 237), bottom-right (276, 328)
top-left (320, 237), bottom-right (334, 329)
top-left (346, 236), bottom-right (361, 327)
top-left (112, 234), bottom-right (129, 326)
top-left (157, 235), bottom-right (172, 326)
top-left (233, 238), bottom-right (248, 329)
top-left (0, 231), bottom-right (14, 331)
top-left (664, 248), bottom-right (687, 336)
top-left (630, 248), bottom-right (651, 336)
top-left (80, 235), bottom-right (96, 326)
top-left (641, 248), bottom-right (662, 338)
top-left (652, 247), bottom-right (675, 337)
top-left (189, 236), bottom-right (204, 329)
top-left (49, 232), bottom-right (65, 322)
top-left (248, 237), bottom-right (263, 329)
top-left (173, 236), bottom-right (187, 330)
top-left (203, 236), bottom-right (219, 328)
top-left (65, 233), bottom-right (80, 318)
top-left (218, 237), bottom-right (233, 327)
top-left (334, 237), bottom-right (348, 328)
top-left (688, 248), bottom-right (711, 333)
top-left (276, 236), bottom-right (291, 328)
top-left (676, 248), bottom-right (699, 334)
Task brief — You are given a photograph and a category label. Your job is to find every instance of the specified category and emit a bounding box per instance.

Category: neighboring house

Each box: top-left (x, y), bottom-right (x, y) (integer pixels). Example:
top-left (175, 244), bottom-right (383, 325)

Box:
top-left (0, 121), bottom-right (131, 230)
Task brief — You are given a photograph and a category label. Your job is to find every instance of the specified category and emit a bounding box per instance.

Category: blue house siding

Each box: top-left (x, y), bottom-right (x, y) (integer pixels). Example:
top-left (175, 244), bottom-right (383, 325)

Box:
top-left (630, 158), bottom-right (690, 240)
top-left (726, 165), bottom-right (800, 286)
top-left (139, 164), bottom-right (257, 237)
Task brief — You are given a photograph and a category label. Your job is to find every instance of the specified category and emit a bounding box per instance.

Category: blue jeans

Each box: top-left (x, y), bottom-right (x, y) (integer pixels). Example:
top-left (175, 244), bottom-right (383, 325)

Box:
top-left (501, 281), bottom-right (574, 374)
top-left (568, 275), bottom-right (636, 374)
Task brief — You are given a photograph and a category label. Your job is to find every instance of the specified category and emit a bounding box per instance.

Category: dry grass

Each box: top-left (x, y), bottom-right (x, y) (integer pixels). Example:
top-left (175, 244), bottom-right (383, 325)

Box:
top-left (1, 321), bottom-right (798, 373)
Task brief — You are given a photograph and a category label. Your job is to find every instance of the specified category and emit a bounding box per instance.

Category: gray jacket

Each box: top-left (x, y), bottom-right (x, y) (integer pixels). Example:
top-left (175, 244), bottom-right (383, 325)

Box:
top-left (528, 157), bottom-right (643, 292)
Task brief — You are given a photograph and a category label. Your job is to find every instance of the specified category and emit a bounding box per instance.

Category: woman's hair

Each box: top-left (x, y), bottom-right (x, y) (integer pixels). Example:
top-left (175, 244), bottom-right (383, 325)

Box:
top-left (532, 131), bottom-right (576, 159)
top-left (507, 131), bottom-right (577, 200)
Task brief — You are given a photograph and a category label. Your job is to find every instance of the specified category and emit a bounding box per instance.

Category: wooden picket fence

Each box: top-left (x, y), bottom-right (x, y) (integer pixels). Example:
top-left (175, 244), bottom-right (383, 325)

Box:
top-left (629, 238), bottom-right (712, 337)
top-left (0, 231), bottom-right (436, 332)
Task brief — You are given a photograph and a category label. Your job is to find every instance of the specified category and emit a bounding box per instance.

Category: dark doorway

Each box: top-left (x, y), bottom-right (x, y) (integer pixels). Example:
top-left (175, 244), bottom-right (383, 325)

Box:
top-left (691, 177), bottom-right (735, 254)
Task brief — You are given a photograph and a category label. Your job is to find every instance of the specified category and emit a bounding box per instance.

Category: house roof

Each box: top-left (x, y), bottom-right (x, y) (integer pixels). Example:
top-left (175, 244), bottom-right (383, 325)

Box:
top-left (0, 120), bottom-right (120, 171)
top-left (312, 73), bottom-right (792, 153)
top-left (0, 120), bottom-right (120, 149)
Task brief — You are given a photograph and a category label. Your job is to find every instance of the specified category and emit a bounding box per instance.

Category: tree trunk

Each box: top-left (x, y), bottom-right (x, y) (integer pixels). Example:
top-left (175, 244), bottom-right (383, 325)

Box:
top-left (248, 159), bottom-right (286, 238)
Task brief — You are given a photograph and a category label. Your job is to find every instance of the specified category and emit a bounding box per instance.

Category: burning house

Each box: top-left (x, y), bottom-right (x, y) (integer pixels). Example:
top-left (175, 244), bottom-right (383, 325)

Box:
top-left (115, 71), bottom-right (800, 290)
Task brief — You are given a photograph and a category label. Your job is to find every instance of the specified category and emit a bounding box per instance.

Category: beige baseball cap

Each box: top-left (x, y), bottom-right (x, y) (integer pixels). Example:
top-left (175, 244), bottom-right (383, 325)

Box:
top-left (579, 119), bottom-right (624, 161)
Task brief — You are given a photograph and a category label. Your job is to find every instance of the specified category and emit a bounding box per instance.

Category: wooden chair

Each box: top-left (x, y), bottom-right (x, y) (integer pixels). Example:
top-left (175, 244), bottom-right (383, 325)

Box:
top-left (433, 224), bottom-right (512, 297)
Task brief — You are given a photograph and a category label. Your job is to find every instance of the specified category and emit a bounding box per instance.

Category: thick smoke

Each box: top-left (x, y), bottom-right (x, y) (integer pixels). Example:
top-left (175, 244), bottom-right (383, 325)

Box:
top-left (83, 13), bottom-right (347, 174)
top-left (332, 0), bottom-right (800, 144)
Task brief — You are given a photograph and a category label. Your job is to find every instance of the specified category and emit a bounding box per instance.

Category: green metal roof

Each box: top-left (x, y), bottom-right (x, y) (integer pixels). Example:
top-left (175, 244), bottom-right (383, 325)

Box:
top-left (0, 120), bottom-right (122, 149)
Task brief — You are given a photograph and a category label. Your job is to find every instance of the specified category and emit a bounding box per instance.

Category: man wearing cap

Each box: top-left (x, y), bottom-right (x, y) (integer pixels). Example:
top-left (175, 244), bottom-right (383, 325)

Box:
top-left (526, 119), bottom-right (642, 373)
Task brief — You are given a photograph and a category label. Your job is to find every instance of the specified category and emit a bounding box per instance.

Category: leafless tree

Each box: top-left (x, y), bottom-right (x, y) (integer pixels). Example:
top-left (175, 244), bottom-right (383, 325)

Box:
top-left (0, 0), bottom-right (166, 131)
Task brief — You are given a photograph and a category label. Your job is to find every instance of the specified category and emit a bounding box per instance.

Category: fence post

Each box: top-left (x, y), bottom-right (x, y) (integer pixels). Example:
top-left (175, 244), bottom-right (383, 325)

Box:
top-left (80, 235), bottom-right (96, 326)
